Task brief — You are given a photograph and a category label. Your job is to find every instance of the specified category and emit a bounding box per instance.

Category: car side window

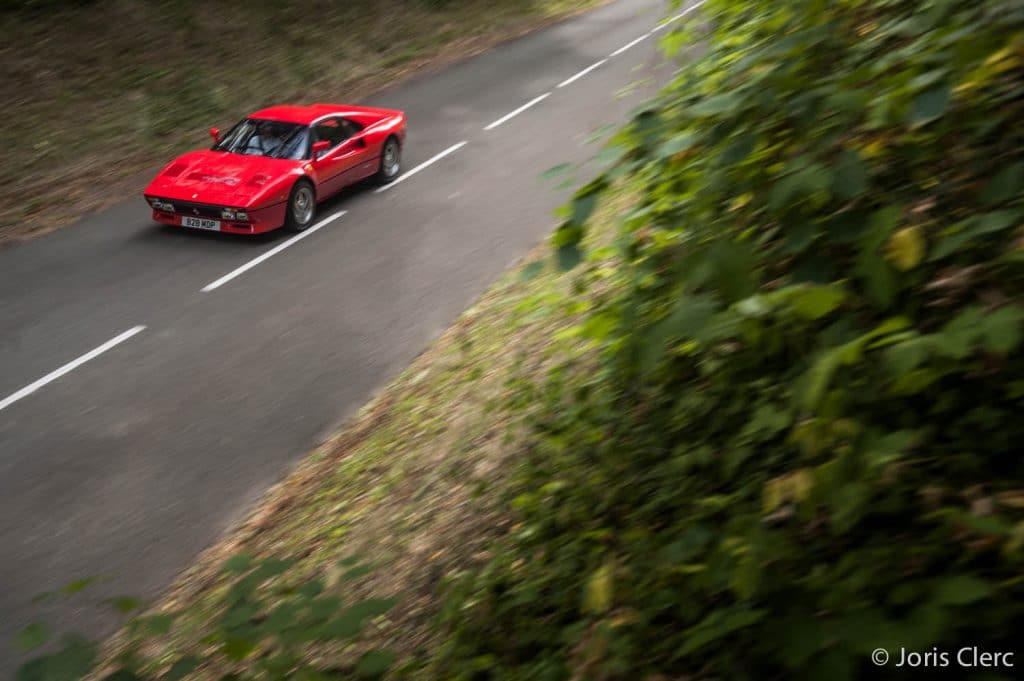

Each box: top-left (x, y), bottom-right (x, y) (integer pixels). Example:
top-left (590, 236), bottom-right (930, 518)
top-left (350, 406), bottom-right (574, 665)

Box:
top-left (312, 117), bottom-right (350, 149)
top-left (340, 118), bottom-right (363, 137)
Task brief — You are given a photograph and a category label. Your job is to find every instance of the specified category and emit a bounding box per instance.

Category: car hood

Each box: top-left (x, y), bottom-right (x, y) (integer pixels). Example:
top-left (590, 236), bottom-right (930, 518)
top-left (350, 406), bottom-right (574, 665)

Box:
top-left (145, 151), bottom-right (300, 206)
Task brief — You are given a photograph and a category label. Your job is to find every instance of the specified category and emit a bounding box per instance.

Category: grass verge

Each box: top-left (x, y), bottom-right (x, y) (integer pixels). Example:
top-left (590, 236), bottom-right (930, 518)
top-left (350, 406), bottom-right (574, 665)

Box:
top-left (0, 0), bottom-right (604, 246)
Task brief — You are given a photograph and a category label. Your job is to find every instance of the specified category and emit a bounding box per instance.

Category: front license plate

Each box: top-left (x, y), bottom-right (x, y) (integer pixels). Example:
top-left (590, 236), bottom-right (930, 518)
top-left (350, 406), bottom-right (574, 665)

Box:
top-left (181, 216), bottom-right (221, 231)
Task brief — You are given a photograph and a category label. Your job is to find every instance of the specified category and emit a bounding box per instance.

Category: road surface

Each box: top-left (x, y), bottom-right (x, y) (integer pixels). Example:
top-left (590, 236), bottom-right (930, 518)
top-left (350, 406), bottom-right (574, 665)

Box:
top-left (0, 0), bottom-right (702, 672)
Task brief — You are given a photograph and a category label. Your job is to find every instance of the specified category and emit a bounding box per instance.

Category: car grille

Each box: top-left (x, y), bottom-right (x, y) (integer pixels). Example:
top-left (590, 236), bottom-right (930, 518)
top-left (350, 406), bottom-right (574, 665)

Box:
top-left (163, 200), bottom-right (225, 220)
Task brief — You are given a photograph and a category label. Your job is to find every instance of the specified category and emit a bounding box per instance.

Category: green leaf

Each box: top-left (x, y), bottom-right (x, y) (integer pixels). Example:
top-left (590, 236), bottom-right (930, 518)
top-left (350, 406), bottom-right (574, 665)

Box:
top-left (981, 305), bottom-right (1024, 354)
top-left (298, 579), bottom-right (324, 599)
top-left (519, 260), bottom-right (545, 282)
top-left (342, 563), bottom-right (376, 580)
top-left (678, 608), bottom-right (767, 656)
top-left (161, 656), bottom-right (200, 681)
top-left (659, 132), bottom-right (697, 157)
top-left (690, 92), bottom-right (743, 117)
top-left (770, 162), bottom-right (834, 211)
top-left (856, 255), bottom-right (897, 308)
top-left (570, 192), bottom-right (599, 226)
top-left (582, 561), bottom-right (614, 614)
top-left (356, 650), bottom-right (396, 677)
top-left (61, 576), bottom-right (103, 595)
top-left (138, 613), bottom-right (174, 636)
top-left (709, 239), bottom-right (758, 303)
top-left (832, 482), bottom-right (871, 532)
top-left (936, 306), bottom-right (984, 358)
top-left (347, 597), bottom-right (398, 621)
top-left (973, 210), bottom-right (1019, 236)
top-left (909, 83), bottom-right (950, 125)
top-left (980, 162), bottom-right (1024, 206)
top-left (308, 595), bottom-right (344, 623)
top-left (540, 163), bottom-right (571, 180)
top-left (885, 338), bottom-right (930, 375)
top-left (641, 294), bottom-right (717, 371)
top-left (223, 553), bottom-right (255, 574)
top-left (934, 576), bottom-right (992, 605)
top-left (556, 243), bottom-right (582, 271)
top-left (264, 602), bottom-right (301, 635)
top-left (107, 596), bottom-right (142, 614)
top-left (16, 623), bottom-right (49, 652)
top-left (790, 286), bottom-right (846, 320)
top-left (248, 557), bottom-right (294, 583)
top-left (781, 220), bottom-right (818, 255)
top-left (18, 635), bottom-right (97, 681)
top-left (888, 368), bottom-right (941, 396)
top-left (833, 151), bottom-right (868, 200)
top-left (720, 134), bottom-right (756, 165)
top-left (322, 612), bottom-right (363, 639)
top-left (222, 637), bottom-right (255, 662)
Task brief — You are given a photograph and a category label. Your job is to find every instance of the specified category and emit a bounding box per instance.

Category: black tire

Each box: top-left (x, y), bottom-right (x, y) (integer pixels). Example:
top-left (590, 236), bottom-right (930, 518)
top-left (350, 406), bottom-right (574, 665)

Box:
top-left (375, 136), bottom-right (402, 185)
top-left (284, 180), bottom-right (316, 232)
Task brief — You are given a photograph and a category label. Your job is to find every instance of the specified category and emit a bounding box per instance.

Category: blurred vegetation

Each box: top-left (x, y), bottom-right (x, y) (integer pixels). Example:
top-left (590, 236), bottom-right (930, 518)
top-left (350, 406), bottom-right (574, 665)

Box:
top-left (427, 0), bottom-right (1024, 679)
top-left (0, 0), bottom-right (602, 242)
top-left (17, 555), bottom-right (399, 680)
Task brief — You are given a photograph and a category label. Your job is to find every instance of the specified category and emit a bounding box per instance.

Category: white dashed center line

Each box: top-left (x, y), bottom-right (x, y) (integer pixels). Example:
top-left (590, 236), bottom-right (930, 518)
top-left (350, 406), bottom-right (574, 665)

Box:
top-left (558, 59), bottom-right (608, 88)
top-left (201, 210), bottom-right (347, 292)
top-left (375, 141), bottom-right (468, 194)
top-left (484, 93), bottom-right (552, 131)
top-left (0, 325), bottom-right (147, 413)
top-left (653, 0), bottom-right (706, 32)
top-left (610, 33), bottom-right (651, 57)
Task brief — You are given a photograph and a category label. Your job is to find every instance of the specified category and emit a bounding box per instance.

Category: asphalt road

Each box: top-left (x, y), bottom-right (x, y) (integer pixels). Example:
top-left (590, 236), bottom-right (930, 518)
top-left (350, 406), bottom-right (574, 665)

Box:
top-left (0, 0), bottom-right (701, 672)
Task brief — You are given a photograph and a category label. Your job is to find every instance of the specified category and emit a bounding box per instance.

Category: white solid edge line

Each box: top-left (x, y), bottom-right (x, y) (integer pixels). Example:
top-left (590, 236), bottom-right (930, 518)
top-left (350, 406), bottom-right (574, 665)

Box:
top-left (0, 325), bottom-right (147, 413)
top-left (558, 59), bottom-right (609, 88)
top-left (484, 93), bottom-right (552, 131)
top-left (375, 141), bottom-right (468, 194)
top-left (653, 0), bottom-right (706, 32)
top-left (610, 33), bottom-right (651, 57)
top-left (201, 210), bottom-right (347, 292)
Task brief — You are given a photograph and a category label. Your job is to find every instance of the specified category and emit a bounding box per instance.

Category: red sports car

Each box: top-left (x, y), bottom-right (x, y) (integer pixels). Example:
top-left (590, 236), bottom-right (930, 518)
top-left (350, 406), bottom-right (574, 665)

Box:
top-left (143, 103), bottom-right (406, 234)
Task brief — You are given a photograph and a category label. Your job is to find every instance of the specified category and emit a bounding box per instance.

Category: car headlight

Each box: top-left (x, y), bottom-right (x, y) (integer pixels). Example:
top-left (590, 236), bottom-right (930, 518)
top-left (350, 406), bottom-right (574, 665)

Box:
top-left (221, 208), bottom-right (236, 220)
top-left (236, 211), bottom-right (249, 221)
top-left (151, 200), bottom-right (174, 212)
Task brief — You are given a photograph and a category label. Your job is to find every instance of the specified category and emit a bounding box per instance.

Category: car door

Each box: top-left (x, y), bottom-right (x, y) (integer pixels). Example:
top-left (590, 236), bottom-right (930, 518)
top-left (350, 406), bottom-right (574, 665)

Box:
top-left (310, 117), bottom-right (368, 197)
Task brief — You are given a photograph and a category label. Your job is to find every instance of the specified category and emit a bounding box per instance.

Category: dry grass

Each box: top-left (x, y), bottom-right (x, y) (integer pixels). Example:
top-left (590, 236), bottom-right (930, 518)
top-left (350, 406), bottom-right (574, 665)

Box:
top-left (0, 0), bottom-right (604, 246)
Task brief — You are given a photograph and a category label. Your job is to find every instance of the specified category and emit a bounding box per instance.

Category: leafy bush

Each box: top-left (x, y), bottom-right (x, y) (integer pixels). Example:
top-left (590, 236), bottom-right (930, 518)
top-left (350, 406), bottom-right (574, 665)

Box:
top-left (17, 555), bottom-right (397, 680)
top-left (433, 0), bottom-right (1024, 678)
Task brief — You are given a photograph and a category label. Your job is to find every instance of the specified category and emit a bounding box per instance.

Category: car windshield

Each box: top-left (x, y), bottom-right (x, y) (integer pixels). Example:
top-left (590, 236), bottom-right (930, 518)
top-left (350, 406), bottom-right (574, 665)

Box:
top-left (212, 118), bottom-right (309, 160)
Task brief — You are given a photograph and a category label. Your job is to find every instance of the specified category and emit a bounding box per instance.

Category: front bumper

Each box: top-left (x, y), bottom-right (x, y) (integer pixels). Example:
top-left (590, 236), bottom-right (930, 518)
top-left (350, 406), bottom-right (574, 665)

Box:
top-left (148, 200), bottom-right (287, 235)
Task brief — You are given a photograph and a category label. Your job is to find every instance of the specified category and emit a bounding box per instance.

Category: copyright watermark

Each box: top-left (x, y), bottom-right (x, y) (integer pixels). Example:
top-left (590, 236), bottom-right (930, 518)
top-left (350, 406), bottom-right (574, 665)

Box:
top-left (871, 647), bottom-right (1015, 668)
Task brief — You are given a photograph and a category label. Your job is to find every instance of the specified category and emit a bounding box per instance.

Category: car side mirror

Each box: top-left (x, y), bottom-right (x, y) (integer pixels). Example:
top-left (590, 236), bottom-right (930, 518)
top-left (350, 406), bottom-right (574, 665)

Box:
top-left (209, 127), bottom-right (220, 143)
top-left (312, 140), bottom-right (331, 162)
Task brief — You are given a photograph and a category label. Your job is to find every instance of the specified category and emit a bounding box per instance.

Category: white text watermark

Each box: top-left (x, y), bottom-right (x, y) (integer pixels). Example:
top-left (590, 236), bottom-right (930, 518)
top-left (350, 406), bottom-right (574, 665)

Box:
top-left (872, 647), bottom-right (1014, 669)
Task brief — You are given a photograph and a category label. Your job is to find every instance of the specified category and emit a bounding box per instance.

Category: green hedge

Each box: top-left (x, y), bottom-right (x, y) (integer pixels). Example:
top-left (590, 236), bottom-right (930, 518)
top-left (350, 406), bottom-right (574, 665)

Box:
top-left (433, 0), bottom-right (1024, 679)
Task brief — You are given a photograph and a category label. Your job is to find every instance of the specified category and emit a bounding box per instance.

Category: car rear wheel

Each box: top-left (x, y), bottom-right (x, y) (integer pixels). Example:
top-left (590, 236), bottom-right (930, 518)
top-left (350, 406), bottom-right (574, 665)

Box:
top-left (285, 180), bottom-right (316, 232)
top-left (375, 137), bottom-right (401, 184)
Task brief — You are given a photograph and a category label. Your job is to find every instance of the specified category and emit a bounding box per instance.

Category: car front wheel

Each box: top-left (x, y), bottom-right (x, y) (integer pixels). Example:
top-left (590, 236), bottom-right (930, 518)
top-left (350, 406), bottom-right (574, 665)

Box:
top-left (285, 180), bottom-right (316, 232)
top-left (376, 137), bottom-right (401, 184)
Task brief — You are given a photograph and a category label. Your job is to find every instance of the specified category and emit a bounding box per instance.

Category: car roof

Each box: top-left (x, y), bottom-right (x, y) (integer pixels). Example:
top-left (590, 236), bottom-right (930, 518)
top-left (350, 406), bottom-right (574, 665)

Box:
top-left (248, 104), bottom-right (348, 125)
